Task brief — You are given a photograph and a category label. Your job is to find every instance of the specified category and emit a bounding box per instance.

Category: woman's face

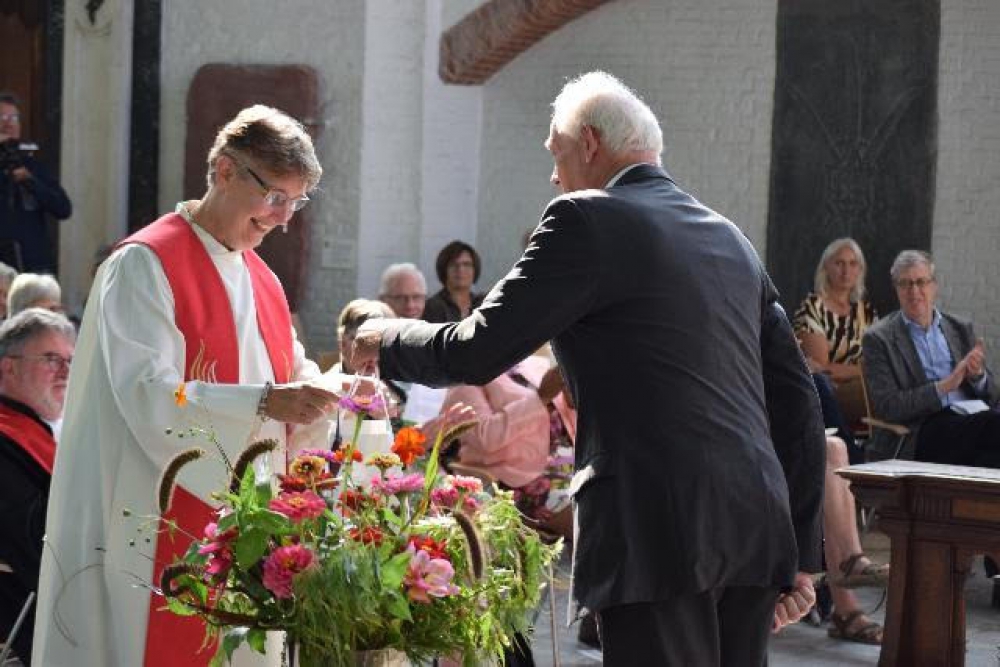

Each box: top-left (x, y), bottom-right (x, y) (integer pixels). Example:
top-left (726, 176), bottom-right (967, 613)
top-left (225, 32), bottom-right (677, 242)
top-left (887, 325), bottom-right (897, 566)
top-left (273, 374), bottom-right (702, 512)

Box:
top-left (216, 156), bottom-right (309, 251)
top-left (445, 251), bottom-right (476, 291)
top-left (825, 246), bottom-right (862, 295)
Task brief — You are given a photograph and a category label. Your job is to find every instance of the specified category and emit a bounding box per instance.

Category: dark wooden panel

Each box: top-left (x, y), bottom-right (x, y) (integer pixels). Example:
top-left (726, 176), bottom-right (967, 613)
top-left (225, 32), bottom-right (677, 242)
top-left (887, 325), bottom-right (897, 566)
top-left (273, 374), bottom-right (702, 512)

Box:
top-left (183, 64), bottom-right (320, 313)
top-left (766, 0), bottom-right (939, 316)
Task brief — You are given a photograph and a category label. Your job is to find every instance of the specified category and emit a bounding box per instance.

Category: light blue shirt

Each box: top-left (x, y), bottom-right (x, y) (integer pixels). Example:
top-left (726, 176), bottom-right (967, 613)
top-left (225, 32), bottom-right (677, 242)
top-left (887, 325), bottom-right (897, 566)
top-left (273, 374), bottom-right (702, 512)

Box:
top-left (902, 309), bottom-right (983, 407)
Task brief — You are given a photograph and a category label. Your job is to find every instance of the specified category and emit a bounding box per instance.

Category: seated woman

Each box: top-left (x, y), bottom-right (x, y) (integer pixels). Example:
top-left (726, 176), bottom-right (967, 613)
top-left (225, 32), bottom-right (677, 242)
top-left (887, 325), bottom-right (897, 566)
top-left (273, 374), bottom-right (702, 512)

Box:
top-left (423, 241), bottom-right (485, 323)
top-left (795, 239), bottom-right (887, 644)
top-left (439, 353), bottom-right (576, 540)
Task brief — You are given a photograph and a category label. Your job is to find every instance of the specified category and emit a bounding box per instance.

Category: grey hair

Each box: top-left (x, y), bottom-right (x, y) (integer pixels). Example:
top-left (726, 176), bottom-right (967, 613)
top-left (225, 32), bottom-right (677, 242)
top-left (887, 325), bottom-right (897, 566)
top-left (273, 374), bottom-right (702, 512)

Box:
top-left (550, 71), bottom-right (663, 158)
top-left (814, 237), bottom-right (868, 302)
top-left (0, 261), bottom-right (17, 289)
top-left (0, 307), bottom-right (75, 359)
top-left (8, 273), bottom-right (61, 316)
top-left (890, 250), bottom-right (934, 283)
top-left (378, 263), bottom-right (427, 297)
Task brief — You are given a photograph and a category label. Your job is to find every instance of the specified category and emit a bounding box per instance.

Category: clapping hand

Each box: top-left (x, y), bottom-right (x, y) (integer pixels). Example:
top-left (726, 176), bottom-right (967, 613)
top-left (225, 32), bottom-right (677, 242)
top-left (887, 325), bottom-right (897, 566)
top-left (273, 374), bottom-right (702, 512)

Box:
top-left (772, 572), bottom-right (816, 633)
top-left (966, 339), bottom-right (986, 380)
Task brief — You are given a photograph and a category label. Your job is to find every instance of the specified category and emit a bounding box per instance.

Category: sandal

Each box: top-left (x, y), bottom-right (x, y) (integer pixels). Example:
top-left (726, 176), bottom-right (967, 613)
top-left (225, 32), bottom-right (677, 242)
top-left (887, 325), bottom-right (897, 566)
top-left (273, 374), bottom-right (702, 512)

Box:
top-left (828, 610), bottom-right (883, 645)
top-left (829, 553), bottom-right (890, 589)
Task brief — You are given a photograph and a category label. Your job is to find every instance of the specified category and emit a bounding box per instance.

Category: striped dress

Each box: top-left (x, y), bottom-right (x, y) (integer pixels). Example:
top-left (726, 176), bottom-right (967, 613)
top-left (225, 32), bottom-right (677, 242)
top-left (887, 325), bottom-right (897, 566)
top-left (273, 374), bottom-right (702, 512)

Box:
top-left (793, 293), bottom-right (877, 364)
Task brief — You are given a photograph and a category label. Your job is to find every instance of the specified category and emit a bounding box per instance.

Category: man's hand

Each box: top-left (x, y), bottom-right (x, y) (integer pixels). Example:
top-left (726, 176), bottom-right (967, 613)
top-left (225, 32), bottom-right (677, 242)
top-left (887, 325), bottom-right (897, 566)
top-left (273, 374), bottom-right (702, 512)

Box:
top-left (772, 572), bottom-right (816, 633)
top-left (263, 383), bottom-right (339, 424)
top-left (9, 166), bottom-right (30, 183)
top-left (965, 339), bottom-right (986, 380)
top-left (352, 325), bottom-right (384, 375)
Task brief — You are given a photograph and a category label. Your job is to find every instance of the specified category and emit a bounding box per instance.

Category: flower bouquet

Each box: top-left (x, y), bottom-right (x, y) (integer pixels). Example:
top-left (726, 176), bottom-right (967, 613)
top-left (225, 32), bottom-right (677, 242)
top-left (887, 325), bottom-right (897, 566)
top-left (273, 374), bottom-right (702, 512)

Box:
top-left (155, 392), bottom-right (562, 666)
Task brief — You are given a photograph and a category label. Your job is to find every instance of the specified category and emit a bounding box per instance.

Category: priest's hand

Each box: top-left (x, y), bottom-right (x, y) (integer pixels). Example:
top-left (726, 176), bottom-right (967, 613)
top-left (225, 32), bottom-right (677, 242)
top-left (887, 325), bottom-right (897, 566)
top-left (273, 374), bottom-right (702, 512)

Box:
top-left (771, 572), bottom-right (816, 633)
top-left (264, 383), bottom-right (339, 424)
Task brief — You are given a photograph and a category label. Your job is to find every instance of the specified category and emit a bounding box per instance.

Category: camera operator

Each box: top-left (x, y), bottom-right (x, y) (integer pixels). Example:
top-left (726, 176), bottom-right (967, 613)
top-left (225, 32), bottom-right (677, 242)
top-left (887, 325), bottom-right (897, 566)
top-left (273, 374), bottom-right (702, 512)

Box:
top-left (0, 93), bottom-right (71, 273)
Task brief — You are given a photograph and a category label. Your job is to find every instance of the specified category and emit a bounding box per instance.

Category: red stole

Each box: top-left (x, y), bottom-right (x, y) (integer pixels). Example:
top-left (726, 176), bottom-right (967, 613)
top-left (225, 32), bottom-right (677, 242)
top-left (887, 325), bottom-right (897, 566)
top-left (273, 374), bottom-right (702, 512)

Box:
top-left (0, 402), bottom-right (55, 473)
top-left (122, 212), bottom-right (294, 666)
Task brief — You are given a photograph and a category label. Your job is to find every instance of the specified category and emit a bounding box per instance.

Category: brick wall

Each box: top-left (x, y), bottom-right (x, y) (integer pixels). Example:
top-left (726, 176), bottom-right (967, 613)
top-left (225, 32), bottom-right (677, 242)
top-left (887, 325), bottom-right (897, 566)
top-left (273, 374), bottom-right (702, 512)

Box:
top-left (934, 0), bottom-right (1000, 351)
top-left (475, 0), bottom-right (778, 286)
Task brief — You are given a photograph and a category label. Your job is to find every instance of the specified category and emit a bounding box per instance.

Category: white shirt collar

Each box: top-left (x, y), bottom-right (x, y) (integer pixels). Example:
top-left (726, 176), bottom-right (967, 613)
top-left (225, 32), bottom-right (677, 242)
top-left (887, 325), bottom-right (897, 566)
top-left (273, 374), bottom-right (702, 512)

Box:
top-left (175, 202), bottom-right (241, 259)
top-left (605, 163), bottom-right (647, 188)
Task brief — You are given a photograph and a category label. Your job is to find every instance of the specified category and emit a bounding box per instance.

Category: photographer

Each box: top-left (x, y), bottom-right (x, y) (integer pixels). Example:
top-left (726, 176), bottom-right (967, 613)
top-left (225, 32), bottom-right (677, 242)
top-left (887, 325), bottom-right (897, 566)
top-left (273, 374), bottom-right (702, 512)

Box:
top-left (0, 93), bottom-right (71, 272)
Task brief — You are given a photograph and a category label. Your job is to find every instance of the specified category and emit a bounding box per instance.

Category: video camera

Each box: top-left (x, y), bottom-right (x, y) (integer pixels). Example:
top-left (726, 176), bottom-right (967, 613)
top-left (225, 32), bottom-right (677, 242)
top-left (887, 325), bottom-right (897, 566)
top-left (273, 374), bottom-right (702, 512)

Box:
top-left (0, 138), bottom-right (38, 173)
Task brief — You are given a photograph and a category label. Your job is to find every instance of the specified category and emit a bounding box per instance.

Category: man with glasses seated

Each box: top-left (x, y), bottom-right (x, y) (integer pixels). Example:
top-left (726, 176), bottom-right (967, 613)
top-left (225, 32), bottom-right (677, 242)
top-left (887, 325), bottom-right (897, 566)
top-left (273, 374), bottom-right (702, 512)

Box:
top-left (0, 308), bottom-right (75, 665)
top-left (862, 249), bottom-right (1000, 466)
top-left (378, 262), bottom-right (428, 319)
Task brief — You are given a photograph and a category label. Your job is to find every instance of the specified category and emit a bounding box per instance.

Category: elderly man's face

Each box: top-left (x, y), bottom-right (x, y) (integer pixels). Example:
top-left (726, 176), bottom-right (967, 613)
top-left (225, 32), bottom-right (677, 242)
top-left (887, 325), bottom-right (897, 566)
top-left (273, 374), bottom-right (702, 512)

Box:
top-left (894, 263), bottom-right (937, 327)
top-left (545, 125), bottom-right (591, 194)
top-left (2, 330), bottom-right (74, 421)
top-left (0, 102), bottom-right (21, 142)
top-left (382, 273), bottom-right (426, 319)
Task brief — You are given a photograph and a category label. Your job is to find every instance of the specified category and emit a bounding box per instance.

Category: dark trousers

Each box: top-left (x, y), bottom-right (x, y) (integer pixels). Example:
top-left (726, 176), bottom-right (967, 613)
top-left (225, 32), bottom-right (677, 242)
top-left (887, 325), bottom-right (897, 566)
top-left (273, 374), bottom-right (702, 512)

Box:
top-left (597, 586), bottom-right (780, 667)
top-left (917, 408), bottom-right (1000, 468)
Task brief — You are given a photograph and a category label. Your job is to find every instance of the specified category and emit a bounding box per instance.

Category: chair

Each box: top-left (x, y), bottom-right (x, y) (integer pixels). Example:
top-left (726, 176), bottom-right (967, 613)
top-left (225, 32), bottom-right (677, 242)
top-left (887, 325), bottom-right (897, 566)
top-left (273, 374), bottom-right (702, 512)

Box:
top-left (859, 363), bottom-right (911, 461)
top-left (833, 376), bottom-right (869, 438)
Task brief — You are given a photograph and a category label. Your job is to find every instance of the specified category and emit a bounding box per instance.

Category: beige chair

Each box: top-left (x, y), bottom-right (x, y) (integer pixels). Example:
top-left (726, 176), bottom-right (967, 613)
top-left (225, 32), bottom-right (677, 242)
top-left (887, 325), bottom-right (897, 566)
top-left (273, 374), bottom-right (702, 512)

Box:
top-left (859, 364), bottom-right (911, 461)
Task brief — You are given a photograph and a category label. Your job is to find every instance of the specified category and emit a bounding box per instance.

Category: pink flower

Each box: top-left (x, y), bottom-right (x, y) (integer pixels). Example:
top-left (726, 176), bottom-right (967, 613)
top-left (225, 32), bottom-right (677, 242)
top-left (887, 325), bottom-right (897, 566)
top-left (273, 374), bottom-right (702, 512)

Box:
top-left (338, 394), bottom-right (386, 416)
top-left (431, 486), bottom-right (459, 508)
top-left (373, 473), bottom-right (425, 496)
top-left (447, 475), bottom-right (483, 494)
top-left (269, 491), bottom-right (326, 522)
top-left (198, 521), bottom-right (238, 578)
top-left (403, 546), bottom-right (459, 603)
top-left (462, 495), bottom-right (481, 513)
top-left (298, 448), bottom-right (339, 464)
top-left (262, 544), bottom-right (315, 599)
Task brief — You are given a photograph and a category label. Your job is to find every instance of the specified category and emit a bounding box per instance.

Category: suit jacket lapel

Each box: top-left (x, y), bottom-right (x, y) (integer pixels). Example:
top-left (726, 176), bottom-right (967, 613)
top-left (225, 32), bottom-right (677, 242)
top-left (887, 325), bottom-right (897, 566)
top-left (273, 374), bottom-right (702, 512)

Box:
top-left (890, 313), bottom-right (928, 386)
top-left (939, 315), bottom-right (966, 363)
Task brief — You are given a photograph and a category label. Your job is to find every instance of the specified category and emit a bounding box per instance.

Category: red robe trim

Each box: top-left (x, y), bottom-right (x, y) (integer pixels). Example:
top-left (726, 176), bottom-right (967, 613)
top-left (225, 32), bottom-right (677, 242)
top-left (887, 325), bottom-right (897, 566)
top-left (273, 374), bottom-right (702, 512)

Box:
top-left (122, 212), bottom-right (294, 666)
top-left (0, 402), bottom-right (55, 473)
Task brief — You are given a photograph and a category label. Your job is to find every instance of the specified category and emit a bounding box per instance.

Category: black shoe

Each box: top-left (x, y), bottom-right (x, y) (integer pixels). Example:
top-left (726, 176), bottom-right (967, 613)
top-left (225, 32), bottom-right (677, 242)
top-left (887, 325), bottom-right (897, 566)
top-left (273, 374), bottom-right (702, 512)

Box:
top-left (577, 612), bottom-right (601, 649)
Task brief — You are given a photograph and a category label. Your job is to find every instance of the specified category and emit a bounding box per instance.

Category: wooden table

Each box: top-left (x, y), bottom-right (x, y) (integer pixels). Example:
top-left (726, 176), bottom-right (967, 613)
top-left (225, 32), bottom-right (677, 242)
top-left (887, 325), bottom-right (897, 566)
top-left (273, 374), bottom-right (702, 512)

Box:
top-left (838, 460), bottom-right (1000, 667)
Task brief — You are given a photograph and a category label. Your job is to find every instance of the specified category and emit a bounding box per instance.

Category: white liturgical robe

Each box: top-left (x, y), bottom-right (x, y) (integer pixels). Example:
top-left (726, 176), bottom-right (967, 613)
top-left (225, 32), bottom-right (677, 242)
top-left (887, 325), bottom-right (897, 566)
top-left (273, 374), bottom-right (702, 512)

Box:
top-left (33, 215), bottom-right (334, 666)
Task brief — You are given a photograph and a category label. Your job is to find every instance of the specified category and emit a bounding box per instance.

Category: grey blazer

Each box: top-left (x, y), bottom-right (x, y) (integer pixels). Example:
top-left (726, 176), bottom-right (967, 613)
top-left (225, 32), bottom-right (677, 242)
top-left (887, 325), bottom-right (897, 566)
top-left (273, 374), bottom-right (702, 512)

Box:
top-left (374, 165), bottom-right (825, 615)
top-left (861, 310), bottom-right (1000, 460)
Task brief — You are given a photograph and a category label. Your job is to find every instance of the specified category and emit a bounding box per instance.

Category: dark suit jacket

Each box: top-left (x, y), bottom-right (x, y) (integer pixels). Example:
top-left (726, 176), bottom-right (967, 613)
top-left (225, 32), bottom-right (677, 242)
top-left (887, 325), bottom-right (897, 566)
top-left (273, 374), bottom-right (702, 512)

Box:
top-left (376, 165), bottom-right (825, 613)
top-left (862, 310), bottom-right (1000, 460)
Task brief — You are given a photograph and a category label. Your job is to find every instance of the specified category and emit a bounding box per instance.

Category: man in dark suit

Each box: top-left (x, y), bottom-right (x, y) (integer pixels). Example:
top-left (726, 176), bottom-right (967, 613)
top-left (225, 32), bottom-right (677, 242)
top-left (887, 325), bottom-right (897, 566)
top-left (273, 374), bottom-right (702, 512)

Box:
top-left (354, 71), bottom-right (824, 665)
top-left (862, 250), bottom-right (1000, 464)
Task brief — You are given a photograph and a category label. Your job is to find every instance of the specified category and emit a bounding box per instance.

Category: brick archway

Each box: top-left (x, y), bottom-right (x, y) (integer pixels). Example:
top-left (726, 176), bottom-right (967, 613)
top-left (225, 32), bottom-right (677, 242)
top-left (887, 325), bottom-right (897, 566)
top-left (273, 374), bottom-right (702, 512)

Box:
top-left (439, 0), bottom-right (611, 85)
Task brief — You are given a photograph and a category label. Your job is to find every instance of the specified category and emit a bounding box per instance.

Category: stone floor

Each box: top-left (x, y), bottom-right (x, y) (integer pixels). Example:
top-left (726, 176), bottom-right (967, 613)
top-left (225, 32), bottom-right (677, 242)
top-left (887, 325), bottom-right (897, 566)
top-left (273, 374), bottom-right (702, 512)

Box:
top-left (530, 529), bottom-right (1000, 666)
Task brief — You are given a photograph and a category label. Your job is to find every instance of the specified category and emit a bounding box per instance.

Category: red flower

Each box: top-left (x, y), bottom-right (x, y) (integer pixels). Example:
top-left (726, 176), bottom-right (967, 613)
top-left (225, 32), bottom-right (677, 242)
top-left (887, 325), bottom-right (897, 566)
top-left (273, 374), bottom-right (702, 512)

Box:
top-left (408, 535), bottom-right (448, 561)
top-left (349, 526), bottom-right (384, 545)
top-left (198, 521), bottom-right (238, 579)
top-left (392, 427), bottom-right (427, 466)
top-left (333, 444), bottom-right (363, 463)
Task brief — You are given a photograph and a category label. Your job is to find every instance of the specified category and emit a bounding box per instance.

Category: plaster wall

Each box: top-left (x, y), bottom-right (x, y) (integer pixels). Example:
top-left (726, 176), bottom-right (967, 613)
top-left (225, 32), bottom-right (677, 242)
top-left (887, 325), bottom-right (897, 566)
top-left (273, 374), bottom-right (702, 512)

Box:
top-left (159, 0), bottom-right (366, 352)
top-left (933, 0), bottom-right (1000, 350)
top-left (58, 0), bottom-right (135, 313)
top-left (475, 0), bottom-right (778, 286)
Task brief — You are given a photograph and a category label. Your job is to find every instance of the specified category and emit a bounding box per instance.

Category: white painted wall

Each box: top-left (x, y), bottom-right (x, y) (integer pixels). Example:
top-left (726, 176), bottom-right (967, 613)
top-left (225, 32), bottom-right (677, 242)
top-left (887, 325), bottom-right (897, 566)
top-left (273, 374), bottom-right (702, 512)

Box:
top-left (934, 0), bottom-right (1000, 351)
top-left (475, 0), bottom-right (778, 286)
top-left (58, 0), bottom-right (135, 314)
top-left (159, 0), bottom-right (366, 352)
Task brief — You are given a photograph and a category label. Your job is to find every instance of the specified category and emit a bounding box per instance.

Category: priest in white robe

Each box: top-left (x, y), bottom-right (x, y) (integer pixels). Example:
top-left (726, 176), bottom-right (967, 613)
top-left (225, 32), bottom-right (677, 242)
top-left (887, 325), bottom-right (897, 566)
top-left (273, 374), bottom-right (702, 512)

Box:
top-left (33, 106), bottom-right (340, 667)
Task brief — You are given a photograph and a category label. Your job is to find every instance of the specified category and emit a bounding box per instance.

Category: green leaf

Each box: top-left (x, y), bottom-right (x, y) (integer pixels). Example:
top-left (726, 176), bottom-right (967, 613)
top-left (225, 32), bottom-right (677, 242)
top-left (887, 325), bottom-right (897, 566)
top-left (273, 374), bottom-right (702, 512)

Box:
top-left (216, 512), bottom-right (238, 532)
top-left (381, 551), bottom-right (411, 590)
top-left (249, 508), bottom-right (291, 535)
top-left (239, 466), bottom-right (256, 508)
top-left (222, 627), bottom-right (250, 661)
top-left (247, 628), bottom-right (267, 654)
top-left (385, 591), bottom-right (413, 621)
top-left (234, 527), bottom-right (269, 568)
top-left (166, 597), bottom-right (197, 617)
top-left (254, 479), bottom-right (272, 506)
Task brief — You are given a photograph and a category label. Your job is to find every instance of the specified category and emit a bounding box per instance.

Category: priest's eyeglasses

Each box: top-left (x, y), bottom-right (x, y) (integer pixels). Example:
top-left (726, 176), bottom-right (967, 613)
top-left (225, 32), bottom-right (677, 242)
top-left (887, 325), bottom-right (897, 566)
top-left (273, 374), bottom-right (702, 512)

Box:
top-left (242, 163), bottom-right (310, 212)
top-left (8, 352), bottom-right (73, 371)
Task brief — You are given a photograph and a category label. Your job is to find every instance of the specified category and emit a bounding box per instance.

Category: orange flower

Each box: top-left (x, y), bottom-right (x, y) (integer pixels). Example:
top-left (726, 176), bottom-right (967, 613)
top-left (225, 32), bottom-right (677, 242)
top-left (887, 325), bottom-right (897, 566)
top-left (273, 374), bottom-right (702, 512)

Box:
top-left (333, 444), bottom-right (363, 464)
top-left (173, 383), bottom-right (188, 407)
top-left (392, 427), bottom-right (427, 466)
